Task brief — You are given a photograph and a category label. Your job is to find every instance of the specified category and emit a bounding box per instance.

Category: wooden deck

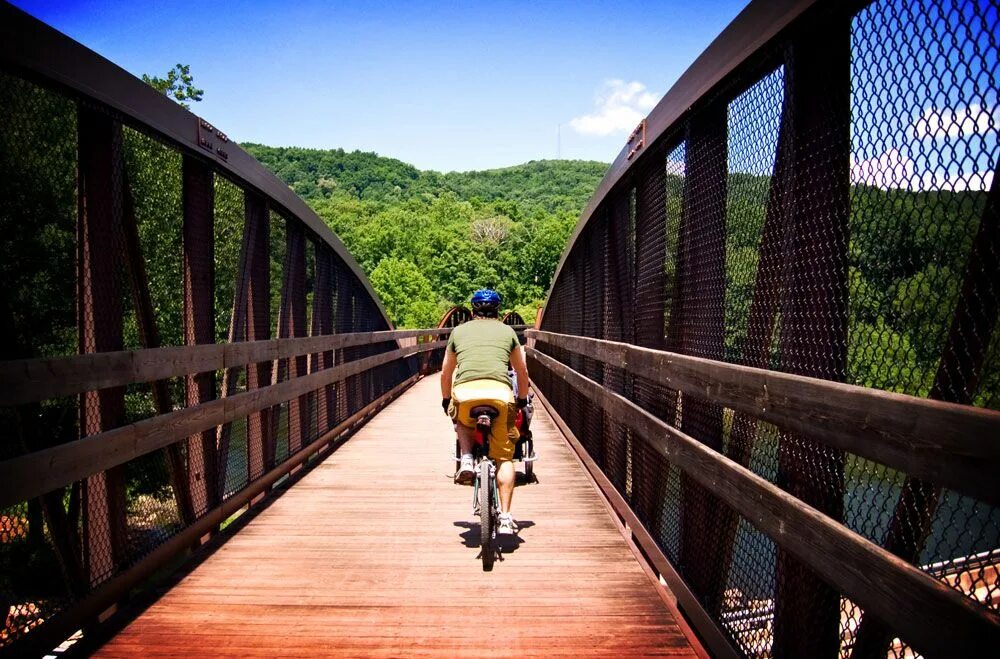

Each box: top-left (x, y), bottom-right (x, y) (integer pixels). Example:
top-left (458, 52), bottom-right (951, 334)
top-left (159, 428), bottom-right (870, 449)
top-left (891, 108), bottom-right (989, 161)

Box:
top-left (96, 376), bottom-right (700, 657)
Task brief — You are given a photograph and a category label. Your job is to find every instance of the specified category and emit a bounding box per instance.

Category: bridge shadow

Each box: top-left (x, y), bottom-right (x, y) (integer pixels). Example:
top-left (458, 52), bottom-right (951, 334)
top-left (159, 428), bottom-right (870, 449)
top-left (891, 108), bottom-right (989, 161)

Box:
top-left (445, 471), bottom-right (538, 485)
top-left (453, 520), bottom-right (536, 555)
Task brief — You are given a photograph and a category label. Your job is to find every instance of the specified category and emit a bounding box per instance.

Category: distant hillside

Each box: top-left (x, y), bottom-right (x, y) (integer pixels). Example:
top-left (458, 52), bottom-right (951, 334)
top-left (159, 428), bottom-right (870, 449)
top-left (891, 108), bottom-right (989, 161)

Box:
top-left (438, 160), bottom-right (609, 215)
top-left (242, 143), bottom-right (606, 215)
top-left (241, 143), bottom-right (608, 327)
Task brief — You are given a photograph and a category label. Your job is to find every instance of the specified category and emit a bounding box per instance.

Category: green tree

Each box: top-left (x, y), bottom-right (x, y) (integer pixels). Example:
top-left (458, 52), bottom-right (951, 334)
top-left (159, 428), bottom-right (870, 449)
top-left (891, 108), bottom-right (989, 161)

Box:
top-left (369, 257), bottom-right (440, 328)
top-left (142, 64), bottom-right (204, 109)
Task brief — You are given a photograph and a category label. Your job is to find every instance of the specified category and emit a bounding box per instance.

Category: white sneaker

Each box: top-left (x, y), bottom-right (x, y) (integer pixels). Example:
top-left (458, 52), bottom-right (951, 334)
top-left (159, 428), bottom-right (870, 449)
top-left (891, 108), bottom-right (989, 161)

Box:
top-left (455, 455), bottom-right (474, 484)
top-left (498, 513), bottom-right (518, 535)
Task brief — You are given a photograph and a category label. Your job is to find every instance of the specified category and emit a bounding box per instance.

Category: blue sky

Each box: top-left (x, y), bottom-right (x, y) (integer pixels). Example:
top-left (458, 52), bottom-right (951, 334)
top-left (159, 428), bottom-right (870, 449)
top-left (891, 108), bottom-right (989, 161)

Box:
top-left (13, 0), bottom-right (748, 172)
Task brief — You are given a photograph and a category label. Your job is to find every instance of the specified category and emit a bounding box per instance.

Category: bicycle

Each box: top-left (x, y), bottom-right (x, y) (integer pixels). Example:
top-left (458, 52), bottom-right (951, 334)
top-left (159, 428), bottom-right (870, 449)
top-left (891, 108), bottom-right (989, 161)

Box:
top-left (468, 405), bottom-right (501, 571)
top-left (454, 395), bottom-right (536, 571)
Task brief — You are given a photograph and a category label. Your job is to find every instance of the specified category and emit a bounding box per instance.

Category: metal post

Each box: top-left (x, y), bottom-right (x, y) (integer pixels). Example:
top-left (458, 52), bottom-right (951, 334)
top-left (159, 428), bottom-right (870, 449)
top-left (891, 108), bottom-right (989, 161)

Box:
top-left (631, 157), bottom-right (671, 528)
top-left (77, 107), bottom-right (127, 586)
top-left (246, 194), bottom-right (272, 476)
top-left (677, 102), bottom-right (728, 615)
top-left (278, 220), bottom-right (309, 454)
top-left (182, 156), bottom-right (217, 516)
top-left (311, 245), bottom-right (335, 436)
top-left (773, 10), bottom-right (851, 656)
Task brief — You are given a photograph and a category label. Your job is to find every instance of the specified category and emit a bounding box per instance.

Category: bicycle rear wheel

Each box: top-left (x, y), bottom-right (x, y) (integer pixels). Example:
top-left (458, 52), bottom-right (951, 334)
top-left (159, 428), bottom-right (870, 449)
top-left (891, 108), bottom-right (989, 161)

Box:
top-left (479, 460), bottom-right (494, 571)
top-left (524, 439), bottom-right (534, 482)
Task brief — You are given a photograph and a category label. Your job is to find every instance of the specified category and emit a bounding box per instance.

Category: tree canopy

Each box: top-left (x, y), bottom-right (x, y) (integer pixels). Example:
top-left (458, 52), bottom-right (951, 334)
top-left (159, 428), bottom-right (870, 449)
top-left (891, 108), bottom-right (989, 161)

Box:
top-left (242, 143), bottom-right (608, 326)
top-left (142, 64), bottom-right (204, 109)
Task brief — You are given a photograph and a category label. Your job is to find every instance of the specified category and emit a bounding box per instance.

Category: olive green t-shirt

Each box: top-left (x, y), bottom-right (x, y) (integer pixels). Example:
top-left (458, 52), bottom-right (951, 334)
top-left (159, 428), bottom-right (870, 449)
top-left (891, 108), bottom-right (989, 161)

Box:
top-left (447, 319), bottom-right (520, 388)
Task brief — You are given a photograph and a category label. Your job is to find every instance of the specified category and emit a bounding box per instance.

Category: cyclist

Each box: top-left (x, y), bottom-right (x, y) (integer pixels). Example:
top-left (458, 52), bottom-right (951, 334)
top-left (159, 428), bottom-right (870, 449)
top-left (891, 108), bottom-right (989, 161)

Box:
top-left (441, 289), bottom-right (529, 535)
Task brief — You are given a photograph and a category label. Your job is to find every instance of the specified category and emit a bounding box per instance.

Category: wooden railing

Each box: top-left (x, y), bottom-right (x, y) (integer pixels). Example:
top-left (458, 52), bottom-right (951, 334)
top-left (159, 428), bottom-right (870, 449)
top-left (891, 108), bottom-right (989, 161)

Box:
top-left (0, 330), bottom-right (452, 510)
top-left (527, 331), bottom-right (1000, 657)
top-left (0, 327), bottom-right (455, 657)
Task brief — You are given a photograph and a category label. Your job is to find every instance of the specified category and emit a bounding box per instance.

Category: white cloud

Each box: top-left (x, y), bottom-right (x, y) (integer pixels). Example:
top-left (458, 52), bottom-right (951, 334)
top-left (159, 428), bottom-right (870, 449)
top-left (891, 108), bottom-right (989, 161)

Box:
top-left (665, 158), bottom-right (685, 176)
top-left (909, 103), bottom-right (998, 140)
top-left (569, 80), bottom-right (658, 137)
top-left (850, 149), bottom-right (994, 191)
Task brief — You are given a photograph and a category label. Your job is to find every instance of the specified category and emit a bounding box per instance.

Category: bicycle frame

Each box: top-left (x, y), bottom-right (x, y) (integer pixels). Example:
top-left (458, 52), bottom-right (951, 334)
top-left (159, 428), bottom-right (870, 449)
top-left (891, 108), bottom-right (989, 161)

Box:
top-left (471, 423), bottom-right (499, 517)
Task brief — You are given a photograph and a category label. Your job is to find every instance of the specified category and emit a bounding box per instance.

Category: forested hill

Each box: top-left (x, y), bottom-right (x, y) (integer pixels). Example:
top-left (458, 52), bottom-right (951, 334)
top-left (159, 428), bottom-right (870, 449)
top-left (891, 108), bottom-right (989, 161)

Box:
top-left (243, 144), bottom-right (607, 214)
top-left (242, 143), bottom-right (608, 327)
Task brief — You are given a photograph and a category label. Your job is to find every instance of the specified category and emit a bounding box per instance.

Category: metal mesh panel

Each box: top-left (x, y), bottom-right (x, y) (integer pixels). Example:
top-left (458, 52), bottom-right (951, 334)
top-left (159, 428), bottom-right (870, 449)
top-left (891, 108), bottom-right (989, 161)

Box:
top-left (214, 176), bottom-right (249, 499)
top-left (536, 2), bottom-right (999, 657)
top-left (0, 75), bottom-right (80, 646)
top-left (0, 37), bottom-right (414, 650)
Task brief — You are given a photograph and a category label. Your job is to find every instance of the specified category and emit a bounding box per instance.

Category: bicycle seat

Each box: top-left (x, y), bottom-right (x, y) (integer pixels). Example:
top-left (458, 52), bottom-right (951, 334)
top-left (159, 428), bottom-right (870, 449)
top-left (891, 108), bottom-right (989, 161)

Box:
top-left (469, 405), bottom-right (500, 419)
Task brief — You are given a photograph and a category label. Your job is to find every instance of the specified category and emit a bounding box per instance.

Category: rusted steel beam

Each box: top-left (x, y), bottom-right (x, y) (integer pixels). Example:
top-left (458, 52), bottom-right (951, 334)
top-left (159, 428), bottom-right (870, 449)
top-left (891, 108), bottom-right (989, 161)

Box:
top-left (245, 194), bottom-right (273, 478)
top-left (182, 156), bottom-right (218, 516)
top-left (77, 107), bottom-right (127, 586)
top-left (772, 10), bottom-right (851, 655)
top-left (677, 102), bottom-right (729, 617)
top-left (602, 198), bottom-right (629, 494)
top-left (585, 220), bottom-right (607, 467)
top-left (279, 220), bottom-right (309, 455)
top-left (546, 0), bottom-right (828, 308)
top-left (311, 246), bottom-right (335, 435)
top-left (334, 268), bottom-right (354, 424)
top-left (630, 157), bottom-right (671, 530)
top-left (216, 191), bottom-right (251, 500)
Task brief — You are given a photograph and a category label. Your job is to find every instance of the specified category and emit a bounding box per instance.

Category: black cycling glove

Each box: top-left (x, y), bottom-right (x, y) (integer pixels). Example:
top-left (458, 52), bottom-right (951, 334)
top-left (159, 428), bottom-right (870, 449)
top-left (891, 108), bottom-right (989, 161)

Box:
top-left (442, 397), bottom-right (451, 414)
top-left (516, 397), bottom-right (529, 409)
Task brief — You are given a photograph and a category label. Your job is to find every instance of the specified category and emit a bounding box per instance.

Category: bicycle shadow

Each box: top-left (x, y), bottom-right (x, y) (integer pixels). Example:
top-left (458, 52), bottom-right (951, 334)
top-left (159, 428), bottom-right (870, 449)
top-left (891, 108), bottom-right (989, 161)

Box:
top-left (515, 471), bottom-right (538, 485)
top-left (453, 520), bottom-right (536, 554)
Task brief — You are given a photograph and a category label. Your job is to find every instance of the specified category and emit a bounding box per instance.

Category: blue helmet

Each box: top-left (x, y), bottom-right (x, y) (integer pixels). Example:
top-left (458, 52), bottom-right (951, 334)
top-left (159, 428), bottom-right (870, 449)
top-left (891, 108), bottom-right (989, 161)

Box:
top-left (471, 289), bottom-right (501, 316)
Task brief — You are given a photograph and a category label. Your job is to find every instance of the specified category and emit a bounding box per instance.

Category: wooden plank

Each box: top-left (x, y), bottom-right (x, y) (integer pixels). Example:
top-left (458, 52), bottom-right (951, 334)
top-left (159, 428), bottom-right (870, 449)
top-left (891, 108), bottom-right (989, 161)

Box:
top-left (527, 348), bottom-right (1000, 657)
top-left (3, 373), bottom-right (421, 659)
top-left (0, 328), bottom-right (453, 407)
top-left (0, 341), bottom-right (445, 508)
top-left (532, 386), bottom-right (738, 659)
top-left (528, 331), bottom-right (1000, 506)
top-left (94, 377), bottom-right (698, 658)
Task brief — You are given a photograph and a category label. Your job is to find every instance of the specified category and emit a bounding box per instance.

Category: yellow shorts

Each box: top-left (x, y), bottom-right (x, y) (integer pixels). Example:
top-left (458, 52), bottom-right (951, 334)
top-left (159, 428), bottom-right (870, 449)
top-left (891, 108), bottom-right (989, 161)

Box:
top-left (448, 379), bottom-right (519, 462)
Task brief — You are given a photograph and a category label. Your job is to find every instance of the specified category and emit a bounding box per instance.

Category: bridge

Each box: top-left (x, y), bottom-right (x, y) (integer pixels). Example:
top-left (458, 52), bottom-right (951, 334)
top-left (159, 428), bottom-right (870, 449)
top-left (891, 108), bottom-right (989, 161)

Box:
top-left (0, 0), bottom-right (998, 656)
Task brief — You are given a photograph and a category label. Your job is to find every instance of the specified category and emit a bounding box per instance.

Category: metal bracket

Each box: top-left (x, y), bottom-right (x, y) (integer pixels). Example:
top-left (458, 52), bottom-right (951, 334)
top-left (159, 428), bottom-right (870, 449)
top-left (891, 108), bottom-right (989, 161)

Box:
top-left (196, 117), bottom-right (230, 161)
top-left (626, 119), bottom-right (646, 160)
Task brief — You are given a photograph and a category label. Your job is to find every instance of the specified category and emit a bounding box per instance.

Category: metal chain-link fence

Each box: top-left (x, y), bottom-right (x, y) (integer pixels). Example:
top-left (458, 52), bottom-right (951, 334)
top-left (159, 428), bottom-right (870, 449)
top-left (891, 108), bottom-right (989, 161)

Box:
top-left (0, 42), bottom-right (413, 654)
top-left (537, 1), bottom-right (999, 657)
